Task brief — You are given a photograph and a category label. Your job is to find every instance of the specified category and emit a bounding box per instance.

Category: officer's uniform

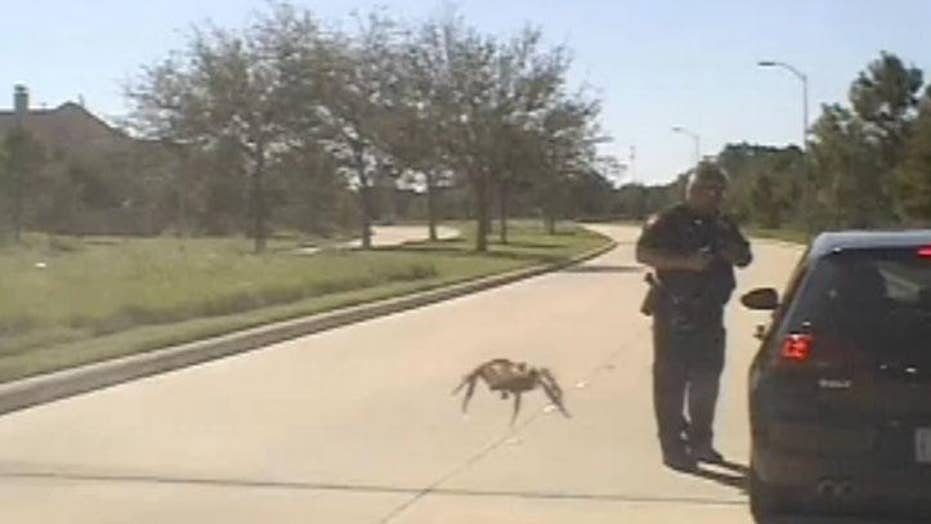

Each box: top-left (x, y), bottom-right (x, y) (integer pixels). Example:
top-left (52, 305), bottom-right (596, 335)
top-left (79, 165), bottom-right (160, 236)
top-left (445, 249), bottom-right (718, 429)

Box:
top-left (637, 203), bottom-right (751, 460)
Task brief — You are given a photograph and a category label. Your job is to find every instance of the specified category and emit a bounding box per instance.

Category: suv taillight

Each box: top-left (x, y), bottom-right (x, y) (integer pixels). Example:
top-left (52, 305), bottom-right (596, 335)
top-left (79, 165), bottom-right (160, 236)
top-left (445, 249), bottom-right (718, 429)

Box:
top-left (781, 333), bottom-right (813, 361)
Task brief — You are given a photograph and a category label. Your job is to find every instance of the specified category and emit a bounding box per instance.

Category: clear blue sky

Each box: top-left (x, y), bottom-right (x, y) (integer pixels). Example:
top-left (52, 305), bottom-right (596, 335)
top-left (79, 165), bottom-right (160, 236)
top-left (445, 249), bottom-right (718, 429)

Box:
top-left (3, 0), bottom-right (929, 184)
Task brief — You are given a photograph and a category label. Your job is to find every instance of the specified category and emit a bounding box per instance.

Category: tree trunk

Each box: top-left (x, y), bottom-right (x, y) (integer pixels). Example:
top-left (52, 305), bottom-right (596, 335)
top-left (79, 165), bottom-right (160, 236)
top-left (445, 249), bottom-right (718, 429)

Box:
top-left (8, 142), bottom-right (23, 243)
top-left (474, 173), bottom-right (489, 252)
top-left (354, 145), bottom-right (373, 250)
top-left (543, 199), bottom-right (557, 235)
top-left (174, 146), bottom-right (188, 239)
top-left (360, 184), bottom-right (373, 249)
top-left (12, 170), bottom-right (22, 244)
top-left (498, 178), bottom-right (509, 244)
top-left (426, 171), bottom-right (438, 242)
top-left (251, 149), bottom-right (267, 254)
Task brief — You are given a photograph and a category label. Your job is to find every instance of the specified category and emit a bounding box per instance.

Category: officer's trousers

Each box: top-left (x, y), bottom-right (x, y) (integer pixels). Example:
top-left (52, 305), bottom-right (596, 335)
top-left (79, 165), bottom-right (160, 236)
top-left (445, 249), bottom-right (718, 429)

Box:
top-left (652, 317), bottom-right (725, 456)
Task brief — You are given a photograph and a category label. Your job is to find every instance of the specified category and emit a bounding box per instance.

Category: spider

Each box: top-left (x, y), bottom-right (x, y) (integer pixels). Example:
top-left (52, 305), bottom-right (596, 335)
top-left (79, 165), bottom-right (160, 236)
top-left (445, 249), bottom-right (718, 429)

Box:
top-left (452, 358), bottom-right (571, 425)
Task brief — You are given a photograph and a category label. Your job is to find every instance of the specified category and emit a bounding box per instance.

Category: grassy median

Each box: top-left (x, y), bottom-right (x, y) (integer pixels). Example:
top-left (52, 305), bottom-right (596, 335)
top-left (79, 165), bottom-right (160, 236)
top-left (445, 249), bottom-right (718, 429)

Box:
top-left (0, 221), bottom-right (611, 383)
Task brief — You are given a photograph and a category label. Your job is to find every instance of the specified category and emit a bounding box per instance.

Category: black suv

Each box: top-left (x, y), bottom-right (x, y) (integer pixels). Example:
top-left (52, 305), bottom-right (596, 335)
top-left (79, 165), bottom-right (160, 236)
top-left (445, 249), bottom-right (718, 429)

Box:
top-left (742, 230), bottom-right (931, 521)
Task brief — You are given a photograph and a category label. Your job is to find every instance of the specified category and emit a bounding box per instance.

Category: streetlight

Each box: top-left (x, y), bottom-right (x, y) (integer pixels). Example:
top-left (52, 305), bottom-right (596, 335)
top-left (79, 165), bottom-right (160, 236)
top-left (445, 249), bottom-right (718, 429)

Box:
top-left (671, 126), bottom-right (701, 165)
top-left (757, 60), bottom-right (809, 151)
top-left (628, 145), bottom-right (637, 183)
top-left (758, 60), bottom-right (814, 237)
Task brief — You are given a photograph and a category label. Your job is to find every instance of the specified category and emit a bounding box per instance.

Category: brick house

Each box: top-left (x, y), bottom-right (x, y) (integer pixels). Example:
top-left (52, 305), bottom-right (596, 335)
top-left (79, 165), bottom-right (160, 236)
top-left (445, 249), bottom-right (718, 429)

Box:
top-left (0, 85), bottom-right (128, 153)
top-left (0, 85), bottom-right (169, 235)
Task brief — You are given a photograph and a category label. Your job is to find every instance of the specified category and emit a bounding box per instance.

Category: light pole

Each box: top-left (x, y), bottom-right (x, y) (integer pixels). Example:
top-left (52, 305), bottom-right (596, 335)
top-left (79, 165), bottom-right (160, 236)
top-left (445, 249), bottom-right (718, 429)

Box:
top-left (671, 126), bottom-right (701, 165)
top-left (757, 60), bottom-right (809, 151)
top-left (629, 145), bottom-right (637, 183)
top-left (758, 60), bottom-right (815, 236)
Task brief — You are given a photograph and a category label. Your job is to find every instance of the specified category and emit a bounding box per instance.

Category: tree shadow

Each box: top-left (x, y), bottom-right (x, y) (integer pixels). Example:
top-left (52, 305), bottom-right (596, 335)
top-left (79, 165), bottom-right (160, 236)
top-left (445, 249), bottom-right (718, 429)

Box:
top-left (560, 264), bottom-right (642, 274)
top-left (370, 245), bottom-right (563, 263)
top-left (493, 240), bottom-right (564, 249)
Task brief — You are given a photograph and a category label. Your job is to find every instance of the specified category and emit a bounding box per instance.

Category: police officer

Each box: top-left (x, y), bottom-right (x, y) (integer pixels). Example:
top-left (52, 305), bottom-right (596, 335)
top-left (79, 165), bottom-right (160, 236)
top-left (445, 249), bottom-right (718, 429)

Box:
top-left (636, 161), bottom-right (752, 472)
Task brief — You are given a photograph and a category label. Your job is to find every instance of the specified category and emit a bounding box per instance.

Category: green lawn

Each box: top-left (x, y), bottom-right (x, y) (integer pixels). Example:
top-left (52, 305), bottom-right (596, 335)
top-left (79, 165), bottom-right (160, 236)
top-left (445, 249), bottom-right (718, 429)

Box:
top-left (0, 222), bottom-right (610, 383)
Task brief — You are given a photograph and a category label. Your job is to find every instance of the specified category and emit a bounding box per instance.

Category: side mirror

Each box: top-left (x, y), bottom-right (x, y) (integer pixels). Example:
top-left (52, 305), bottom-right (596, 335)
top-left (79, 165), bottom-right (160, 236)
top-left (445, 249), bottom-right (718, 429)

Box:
top-left (741, 288), bottom-right (779, 310)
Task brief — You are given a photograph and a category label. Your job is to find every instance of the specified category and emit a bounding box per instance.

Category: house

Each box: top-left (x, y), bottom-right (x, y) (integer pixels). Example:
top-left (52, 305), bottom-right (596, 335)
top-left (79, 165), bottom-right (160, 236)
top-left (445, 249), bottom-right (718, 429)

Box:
top-left (0, 85), bottom-right (168, 236)
top-left (0, 85), bottom-right (128, 153)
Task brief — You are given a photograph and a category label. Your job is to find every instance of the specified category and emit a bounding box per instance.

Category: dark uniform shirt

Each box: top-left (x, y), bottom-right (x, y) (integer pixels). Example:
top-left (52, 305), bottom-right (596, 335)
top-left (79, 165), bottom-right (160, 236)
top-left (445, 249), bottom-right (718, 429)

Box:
top-left (638, 203), bottom-right (751, 329)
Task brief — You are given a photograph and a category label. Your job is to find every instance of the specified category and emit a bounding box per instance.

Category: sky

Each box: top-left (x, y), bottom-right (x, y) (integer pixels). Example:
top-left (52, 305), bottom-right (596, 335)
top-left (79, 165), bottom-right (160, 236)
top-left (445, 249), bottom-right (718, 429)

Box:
top-left (3, 0), bottom-right (930, 184)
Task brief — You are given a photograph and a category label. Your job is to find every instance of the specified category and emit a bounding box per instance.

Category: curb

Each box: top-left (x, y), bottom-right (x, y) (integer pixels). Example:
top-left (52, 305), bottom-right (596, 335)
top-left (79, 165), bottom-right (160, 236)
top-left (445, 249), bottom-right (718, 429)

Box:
top-left (0, 237), bottom-right (618, 416)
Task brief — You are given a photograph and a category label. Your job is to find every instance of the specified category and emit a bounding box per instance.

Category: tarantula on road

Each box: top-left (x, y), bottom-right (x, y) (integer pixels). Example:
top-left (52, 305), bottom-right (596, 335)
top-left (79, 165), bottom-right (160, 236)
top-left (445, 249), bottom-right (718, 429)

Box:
top-left (452, 358), bottom-right (571, 425)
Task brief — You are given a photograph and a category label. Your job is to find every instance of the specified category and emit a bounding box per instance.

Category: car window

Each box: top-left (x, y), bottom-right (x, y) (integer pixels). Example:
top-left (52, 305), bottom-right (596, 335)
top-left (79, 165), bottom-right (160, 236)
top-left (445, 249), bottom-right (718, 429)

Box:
top-left (787, 249), bottom-right (931, 355)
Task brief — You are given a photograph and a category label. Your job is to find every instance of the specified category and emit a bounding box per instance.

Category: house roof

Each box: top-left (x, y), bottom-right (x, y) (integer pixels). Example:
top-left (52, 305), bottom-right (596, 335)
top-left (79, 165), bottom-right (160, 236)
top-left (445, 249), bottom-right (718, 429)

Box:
top-left (0, 102), bottom-right (127, 151)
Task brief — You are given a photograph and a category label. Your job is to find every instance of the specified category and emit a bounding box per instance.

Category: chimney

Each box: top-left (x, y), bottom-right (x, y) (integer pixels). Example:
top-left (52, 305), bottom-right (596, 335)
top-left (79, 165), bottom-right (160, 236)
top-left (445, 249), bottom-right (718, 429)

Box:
top-left (13, 84), bottom-right (28, 127)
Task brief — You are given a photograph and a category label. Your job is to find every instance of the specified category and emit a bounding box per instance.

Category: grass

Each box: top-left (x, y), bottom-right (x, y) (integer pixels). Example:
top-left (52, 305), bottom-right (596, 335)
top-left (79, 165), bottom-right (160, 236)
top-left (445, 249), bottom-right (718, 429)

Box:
top-left (0, 222), bottom-right (610, 383)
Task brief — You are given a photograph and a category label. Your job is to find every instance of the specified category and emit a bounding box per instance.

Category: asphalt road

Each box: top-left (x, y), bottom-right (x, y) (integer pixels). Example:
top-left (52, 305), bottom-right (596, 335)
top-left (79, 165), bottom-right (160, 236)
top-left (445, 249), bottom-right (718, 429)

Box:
top-left (0, 224), bottom-right (901, 523)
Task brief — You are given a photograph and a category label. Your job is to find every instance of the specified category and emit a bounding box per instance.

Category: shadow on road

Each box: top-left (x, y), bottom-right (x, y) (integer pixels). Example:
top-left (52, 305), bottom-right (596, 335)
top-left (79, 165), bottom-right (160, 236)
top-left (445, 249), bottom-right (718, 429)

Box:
top-left (560, 264), bottom-right (642, 274)
top-left (496, 240), bottom-right (564, 249)
top-left (370, 245), bottom-right (560, 263)
top-left (687, 459), bottom-right (749, 494)
top-left (0, 469), bottom-right (745, 507)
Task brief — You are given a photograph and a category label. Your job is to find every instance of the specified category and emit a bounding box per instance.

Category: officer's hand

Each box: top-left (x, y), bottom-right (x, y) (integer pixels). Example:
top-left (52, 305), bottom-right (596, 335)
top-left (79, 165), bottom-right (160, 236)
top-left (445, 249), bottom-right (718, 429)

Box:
top-left (683, 249), bottom-right (713, 272)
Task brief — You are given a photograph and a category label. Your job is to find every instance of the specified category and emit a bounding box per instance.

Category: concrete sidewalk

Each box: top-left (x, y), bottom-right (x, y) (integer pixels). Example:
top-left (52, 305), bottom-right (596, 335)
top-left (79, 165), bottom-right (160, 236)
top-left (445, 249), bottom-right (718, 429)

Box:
top-left (297, 225), bottom-right (460, 255)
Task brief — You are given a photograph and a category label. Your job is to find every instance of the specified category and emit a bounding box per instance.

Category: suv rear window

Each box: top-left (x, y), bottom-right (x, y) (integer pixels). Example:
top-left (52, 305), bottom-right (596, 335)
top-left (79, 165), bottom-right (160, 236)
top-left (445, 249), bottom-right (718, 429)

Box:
top-left (785, 248), bottom-right (931, 357)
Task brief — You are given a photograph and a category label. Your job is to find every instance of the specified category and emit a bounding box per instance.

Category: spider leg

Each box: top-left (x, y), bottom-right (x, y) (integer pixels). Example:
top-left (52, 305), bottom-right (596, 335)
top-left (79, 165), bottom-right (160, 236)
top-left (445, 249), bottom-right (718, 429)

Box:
top-left (460, 376), bottom-right (479, 413)
top-left (539, 370), bottom-right (571, 418)
top-left (510, 392), bottom-right (522, 426)
top-left (452, 366), bottom-right (482, 395)
top-left (541, 382), bottom-right (571, 418)
top-left (453, 368), bottom-right (482, 413)
top-left (451, 376), bottom-right (468, 395)
top-left (539, 369), bottom-right (564, 397)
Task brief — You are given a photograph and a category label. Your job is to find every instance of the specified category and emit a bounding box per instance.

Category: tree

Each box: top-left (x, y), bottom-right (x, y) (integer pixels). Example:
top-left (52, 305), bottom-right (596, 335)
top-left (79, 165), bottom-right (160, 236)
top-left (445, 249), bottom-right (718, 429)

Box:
top-left (717, 143), bottom-right (802, 228)
top-left (416, 13), bottom-right (499, 251)
top-left (849, 51), bottom-right (923, 168)
top-left (383, 21), bottom-right (456, 242)
top-left (568, 167), bottom-right (616, 219)
top-left (2, 128), bottom-right (46, 242)
top-left (750, 174), bottom-right (783, 228)
top-left (898, 92), bottom-right (931, 223)
top-left (311, 10), bottom-right (405, 249)
top-left (127, 3), bottom-right (323, 252)
top-left (533, 95), bottom-right (603, 234)
top-left (848, 52), bottom-right (924, 221)
top-left (810, 104), bottom-right (886, 228)
top-left (616, 183), bottom-right (649, 220)
top-left (485, 27), bottom-right (573, 243)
